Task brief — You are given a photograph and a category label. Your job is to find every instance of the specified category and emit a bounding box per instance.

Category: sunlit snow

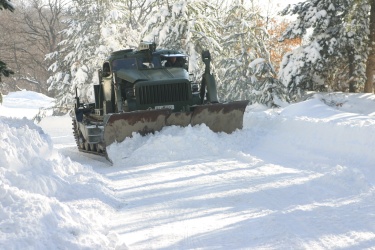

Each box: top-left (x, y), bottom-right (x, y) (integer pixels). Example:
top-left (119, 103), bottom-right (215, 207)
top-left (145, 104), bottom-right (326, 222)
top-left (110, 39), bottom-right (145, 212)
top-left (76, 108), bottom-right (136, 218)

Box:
top-left (1, 90), bottom-right (375, 249)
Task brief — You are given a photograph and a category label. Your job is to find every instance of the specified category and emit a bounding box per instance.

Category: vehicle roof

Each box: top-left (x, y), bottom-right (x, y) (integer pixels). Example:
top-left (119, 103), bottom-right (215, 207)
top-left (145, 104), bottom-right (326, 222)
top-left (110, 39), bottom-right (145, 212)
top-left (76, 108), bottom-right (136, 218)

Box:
top-left (107, 48), bottom-right (187, 62)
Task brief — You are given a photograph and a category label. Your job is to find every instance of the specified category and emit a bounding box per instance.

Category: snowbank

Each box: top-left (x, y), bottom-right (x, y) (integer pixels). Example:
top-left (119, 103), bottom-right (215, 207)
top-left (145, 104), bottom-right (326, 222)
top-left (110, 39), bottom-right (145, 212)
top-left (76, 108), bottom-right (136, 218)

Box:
top-left (0, 93), bottom-right (126, 249)
top-left (0, 90), bottom-right (55, 119)
top-left (245, 93), bottom-right (375, 172)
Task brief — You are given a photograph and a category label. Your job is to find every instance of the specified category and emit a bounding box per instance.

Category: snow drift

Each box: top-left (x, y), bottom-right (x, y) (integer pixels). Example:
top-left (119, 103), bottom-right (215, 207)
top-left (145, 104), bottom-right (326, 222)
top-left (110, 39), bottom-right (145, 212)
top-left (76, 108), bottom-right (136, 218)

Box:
top-left (0, 92), bottom-right (126, 249)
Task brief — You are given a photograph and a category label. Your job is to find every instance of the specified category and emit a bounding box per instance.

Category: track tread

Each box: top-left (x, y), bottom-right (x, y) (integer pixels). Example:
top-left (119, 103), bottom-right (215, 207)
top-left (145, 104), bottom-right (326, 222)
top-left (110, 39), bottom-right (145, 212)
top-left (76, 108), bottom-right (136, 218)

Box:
top-left (72, 119), bottom-right (108, 159)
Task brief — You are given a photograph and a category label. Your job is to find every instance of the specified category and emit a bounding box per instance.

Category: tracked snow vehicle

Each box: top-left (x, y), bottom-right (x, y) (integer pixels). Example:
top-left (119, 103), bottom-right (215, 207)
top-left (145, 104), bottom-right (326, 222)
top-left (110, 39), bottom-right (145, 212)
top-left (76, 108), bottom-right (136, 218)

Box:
top-left (72, 42), bottom-right (249, 160)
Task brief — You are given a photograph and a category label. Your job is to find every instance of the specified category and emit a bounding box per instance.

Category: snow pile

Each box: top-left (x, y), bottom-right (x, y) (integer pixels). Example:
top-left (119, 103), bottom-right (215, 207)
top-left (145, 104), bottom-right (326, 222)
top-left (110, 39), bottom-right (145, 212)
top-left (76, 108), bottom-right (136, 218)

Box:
top-left (0, 92), bottom-right (126, 249)
top-left (107, 125), bottom-right (238, 166)
top-left (246, 93), bottom-right (375, 171)
top-left (0, 91), bottom-right (55, 119)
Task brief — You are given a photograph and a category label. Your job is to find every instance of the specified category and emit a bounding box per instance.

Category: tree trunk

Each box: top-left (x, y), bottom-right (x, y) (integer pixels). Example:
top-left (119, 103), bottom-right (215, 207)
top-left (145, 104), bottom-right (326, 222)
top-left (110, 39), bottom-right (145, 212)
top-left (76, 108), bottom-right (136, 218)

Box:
top-left (365, 0), bottom-right (375, 93)
top-left (348, 48), bottom-right (356, 92)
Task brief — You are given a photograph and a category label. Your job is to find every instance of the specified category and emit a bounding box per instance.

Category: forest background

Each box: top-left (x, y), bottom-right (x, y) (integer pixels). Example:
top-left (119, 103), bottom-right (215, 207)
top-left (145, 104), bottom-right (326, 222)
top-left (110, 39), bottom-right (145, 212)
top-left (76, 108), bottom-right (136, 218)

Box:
top-left (0, 0), bottom-right (374, 112)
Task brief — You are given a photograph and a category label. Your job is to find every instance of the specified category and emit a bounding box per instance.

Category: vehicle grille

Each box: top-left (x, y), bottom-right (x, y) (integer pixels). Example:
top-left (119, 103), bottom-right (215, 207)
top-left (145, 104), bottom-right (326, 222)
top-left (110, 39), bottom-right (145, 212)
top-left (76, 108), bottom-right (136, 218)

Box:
top-left (137, 82), bottom-right (190, 105)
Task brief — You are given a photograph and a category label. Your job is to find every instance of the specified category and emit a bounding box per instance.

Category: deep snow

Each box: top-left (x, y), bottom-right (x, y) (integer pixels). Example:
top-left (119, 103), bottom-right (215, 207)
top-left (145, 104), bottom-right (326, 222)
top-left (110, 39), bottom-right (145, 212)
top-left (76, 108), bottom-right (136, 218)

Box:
top-left (1, 90), bottom-right (375, 249)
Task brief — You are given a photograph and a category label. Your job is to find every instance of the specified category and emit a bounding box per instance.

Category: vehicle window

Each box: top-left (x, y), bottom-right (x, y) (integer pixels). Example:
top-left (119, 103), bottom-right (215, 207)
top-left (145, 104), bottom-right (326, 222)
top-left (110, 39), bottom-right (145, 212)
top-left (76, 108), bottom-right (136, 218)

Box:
top-left (152, 56), bottom-right (162, 68)
top-left (162, 56), bottom-right (188, 69)
top-left (111, 58), bottom-right (137, 71)
top-left (137, 58), bottom-right (152, 69)
top-left (137, 56), bottom-right (162, 69)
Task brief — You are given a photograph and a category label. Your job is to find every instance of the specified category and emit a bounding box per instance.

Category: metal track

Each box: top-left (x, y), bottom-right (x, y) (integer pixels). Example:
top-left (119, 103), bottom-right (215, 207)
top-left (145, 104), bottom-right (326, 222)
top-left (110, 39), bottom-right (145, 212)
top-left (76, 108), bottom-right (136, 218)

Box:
top-left (72, 119), bottom-right (109, 160)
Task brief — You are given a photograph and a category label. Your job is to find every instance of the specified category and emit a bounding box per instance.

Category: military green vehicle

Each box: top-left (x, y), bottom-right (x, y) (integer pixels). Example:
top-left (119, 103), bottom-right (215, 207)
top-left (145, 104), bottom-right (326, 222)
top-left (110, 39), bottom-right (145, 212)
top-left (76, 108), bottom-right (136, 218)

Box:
top-left (72, 42), bottom-right (249, 161)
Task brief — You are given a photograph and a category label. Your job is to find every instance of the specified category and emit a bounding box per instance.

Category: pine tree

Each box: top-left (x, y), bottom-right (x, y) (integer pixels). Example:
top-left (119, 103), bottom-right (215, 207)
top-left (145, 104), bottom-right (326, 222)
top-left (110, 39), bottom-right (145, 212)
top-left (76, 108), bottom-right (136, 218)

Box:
top-left (217, 0), bottom-right (286, 106)
top-left (47, 0), bottom-right (142, 110)
top-left (48, 0), bottom-right (110, 107)
top-left (365, 0), bottom-right (375, 93)
top-left (249, 59), bottom-right (288, 107)
top-left (0, 61), bottom-right (14, 82)
top-left (0, 0), bottom-right (14, 82)
top-left (279, 0), bottom-right (371, 99)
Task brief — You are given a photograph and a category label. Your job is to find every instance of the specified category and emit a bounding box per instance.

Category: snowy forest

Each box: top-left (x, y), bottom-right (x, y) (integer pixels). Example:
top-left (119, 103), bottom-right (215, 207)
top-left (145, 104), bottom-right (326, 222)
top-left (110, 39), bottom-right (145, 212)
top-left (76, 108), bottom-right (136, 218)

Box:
top-left (1, 0), bottom-right (375, 110)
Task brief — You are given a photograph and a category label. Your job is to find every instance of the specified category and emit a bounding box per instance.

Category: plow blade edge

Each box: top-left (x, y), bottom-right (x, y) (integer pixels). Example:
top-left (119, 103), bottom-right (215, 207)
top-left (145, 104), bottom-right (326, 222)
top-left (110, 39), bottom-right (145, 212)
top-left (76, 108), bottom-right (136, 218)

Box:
top-left (191, 100), bottom-right (249, 134)
top-left (103, 100), bottom-right (249, 147)
top-left (103, 109), bottom-right (172, 146)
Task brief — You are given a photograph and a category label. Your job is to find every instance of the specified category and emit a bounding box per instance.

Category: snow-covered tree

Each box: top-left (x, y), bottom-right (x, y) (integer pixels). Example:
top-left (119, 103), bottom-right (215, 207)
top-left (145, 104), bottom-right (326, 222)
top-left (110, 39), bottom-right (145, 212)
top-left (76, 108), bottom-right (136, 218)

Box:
top-left (365, 0), bottom-right (375, 93)
top-left (47, 0), bottom-right (145, 110)
top-left (216, 0), bottom-right (286, 106)
top-left (279, 0), bottom-right (371, 99)
top-left (249, 58), bottom-right (288, 107)
top-left (48, 0), bottom-right (109, 108)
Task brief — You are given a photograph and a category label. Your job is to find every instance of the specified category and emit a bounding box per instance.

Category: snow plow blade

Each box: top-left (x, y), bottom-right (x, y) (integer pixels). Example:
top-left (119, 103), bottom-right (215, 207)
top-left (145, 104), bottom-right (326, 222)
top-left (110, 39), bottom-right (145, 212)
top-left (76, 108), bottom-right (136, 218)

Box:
top-left (103, 100), bottom-right (249, 147)
top-left (190, 101), bottom-right (249, 133)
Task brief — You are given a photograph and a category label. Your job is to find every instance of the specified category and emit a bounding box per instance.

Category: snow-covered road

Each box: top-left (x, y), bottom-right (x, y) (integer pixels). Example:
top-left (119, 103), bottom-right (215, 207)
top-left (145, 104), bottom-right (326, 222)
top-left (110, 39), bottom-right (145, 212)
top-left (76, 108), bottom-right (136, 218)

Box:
top-left (2, 91), bottom-right (375, 249)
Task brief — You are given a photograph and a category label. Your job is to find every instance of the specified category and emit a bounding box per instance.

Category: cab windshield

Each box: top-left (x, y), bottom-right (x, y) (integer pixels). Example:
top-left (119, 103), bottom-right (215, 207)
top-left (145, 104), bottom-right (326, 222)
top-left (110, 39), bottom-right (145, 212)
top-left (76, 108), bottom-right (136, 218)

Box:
top-left (111, 54), bottom-right (186, 71)
top-left (111, 58), bottom-right (137, 71)
top-left (160, 53), bottom-right (187, 68)
top-left (111, 56), bottom-right (163, 71)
